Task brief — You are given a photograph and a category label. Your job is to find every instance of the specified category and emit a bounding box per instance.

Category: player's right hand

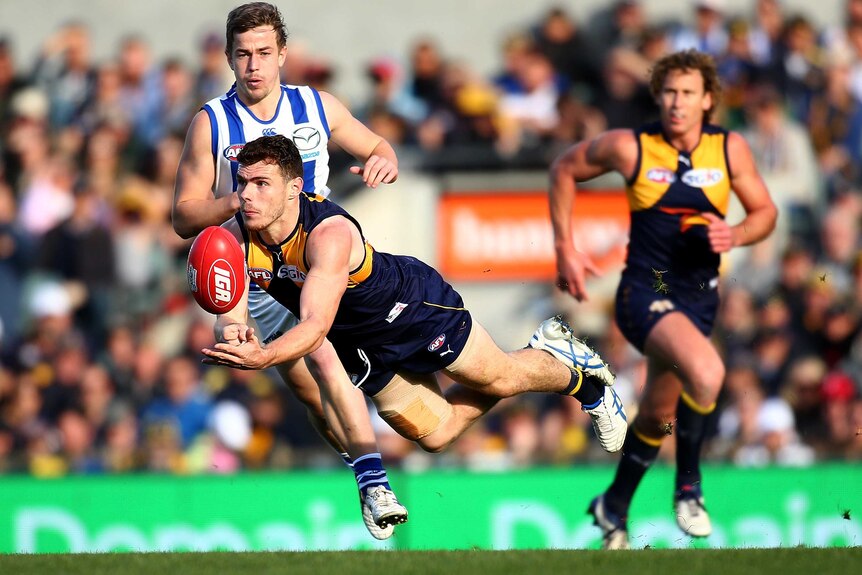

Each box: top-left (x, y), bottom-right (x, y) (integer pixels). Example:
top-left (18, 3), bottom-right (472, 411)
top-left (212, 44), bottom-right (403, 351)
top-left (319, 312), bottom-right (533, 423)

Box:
top-left (349, 155), bottom-right (398, 188)
top-left (556, 249), bottom-right (601, 302)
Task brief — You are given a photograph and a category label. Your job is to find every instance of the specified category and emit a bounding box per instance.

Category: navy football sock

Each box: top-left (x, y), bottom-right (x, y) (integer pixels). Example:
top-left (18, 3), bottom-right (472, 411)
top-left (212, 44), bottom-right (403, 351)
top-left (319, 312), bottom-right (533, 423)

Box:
top-left (353, 453), bottom-right (391, 498)
top-left (561, 369), bottom-right (603, 407)
top-left (604, 428), bottom-right (662, 516)
top-left (675, 393), bottom-right (713, 490)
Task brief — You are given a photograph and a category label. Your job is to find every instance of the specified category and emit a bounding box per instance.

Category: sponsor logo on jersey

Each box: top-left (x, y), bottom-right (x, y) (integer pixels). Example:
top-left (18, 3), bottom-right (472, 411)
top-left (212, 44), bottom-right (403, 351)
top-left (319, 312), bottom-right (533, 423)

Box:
top-left (277, 265), bottom-right (307, 282)
top-left (648, 299), bottom-right (676, 313)
top-left (223, 143), bottom-right (245, 162)
top-left (386, 302), bottom-right (409, 323)
top-left (428, 333), bottom-right (446, 352)
top-left (262, 128), bottom-right (277, 136)
top-left (248, 268), bottom-right (273, 282)
top-left (681, 168), bottom-right (724, 187)
top-left (292, 126), bottom-right (321, 151)
top-left (646, 168), bottom-right (676, 184)
top-left (300, 151), bottom-right (321, 160)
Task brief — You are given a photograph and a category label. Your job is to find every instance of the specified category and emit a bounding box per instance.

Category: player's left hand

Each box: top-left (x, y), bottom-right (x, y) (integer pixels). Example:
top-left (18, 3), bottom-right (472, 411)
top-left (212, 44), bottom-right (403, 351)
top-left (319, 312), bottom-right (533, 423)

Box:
top-left (201, 327), bottom-right (273, 370)
top-left (702, 212), bottom-right (736, 253)
top-left (349, 155), bottom-right (398, 188)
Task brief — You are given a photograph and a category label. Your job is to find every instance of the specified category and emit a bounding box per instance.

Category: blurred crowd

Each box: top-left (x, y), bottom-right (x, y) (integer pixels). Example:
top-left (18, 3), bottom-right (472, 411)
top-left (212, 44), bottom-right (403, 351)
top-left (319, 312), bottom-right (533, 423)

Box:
top-left (1, 0), bottom-right (862, 477)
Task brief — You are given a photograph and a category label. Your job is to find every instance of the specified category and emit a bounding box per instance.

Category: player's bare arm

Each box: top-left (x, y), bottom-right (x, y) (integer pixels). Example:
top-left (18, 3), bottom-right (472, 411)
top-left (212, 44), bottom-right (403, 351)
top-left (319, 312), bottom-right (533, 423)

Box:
top-left (702, 132), bottom-right (777, 253)
top-left (320, 91), bottom-right (399, 188)
top-left (203, 217), bottom-right (353, 369)
top-left (549, 129), bottom-right (638, 301)
top-left (172, 111), bottom-right (242, 239)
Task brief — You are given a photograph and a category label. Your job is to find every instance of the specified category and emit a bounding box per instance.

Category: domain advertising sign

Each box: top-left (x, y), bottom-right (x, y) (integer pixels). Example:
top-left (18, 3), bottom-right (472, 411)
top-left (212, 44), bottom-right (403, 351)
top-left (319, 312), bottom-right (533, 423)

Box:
top-left (437, 190), bottom-right (630, 281)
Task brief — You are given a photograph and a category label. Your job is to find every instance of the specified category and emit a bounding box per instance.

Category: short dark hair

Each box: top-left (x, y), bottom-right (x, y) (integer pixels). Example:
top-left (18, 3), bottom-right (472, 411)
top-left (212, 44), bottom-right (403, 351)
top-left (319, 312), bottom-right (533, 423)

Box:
top-left (649, 49), bottom-right (722, 123)
top-left (225, 2), bottom-right (288, 55)
top-left (237, 135), bottom-right (303, 181)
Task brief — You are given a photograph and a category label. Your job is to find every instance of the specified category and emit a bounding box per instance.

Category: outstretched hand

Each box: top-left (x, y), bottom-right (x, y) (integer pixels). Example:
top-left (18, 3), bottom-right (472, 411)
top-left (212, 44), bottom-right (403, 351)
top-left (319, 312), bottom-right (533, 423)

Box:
top-left (349, 155), bottom-right (398, 188)
top-left (203, 325), bottom-right (272, 370)
top-left (556, 249), bottom-right (602, 302)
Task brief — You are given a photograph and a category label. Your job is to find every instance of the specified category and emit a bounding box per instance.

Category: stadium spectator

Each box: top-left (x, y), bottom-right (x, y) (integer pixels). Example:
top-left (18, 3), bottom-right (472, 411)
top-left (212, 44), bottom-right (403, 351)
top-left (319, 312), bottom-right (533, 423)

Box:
top-left (748, 0), bottom-right (786, 70)
top-left (406, 39), bottom-right (446, 114)
top-left (31, 21), bottom-right (95, 130)
top-left (192, 32), bottom-right (232, 108)
top-left (530, 6), bottom-right (600, 93)
top-left (590, 47), bottom-right (656, 129)
top-left (137, 58), bottom-right (196, 148)
top-left (776, 15), bottom-right (826, 122)
top-left (0, 38), bottom-right (31, 134)
top-left (739, 83), bottom-right (820, 256)
top-left (670, 0), bottom-right (729, 58)
top-left (141, 354), bottom-right (212, 450)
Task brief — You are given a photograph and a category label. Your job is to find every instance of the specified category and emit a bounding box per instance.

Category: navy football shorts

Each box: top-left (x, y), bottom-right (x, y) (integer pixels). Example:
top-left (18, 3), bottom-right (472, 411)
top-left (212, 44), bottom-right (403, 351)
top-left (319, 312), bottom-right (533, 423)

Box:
top-left (614, 272), bottom-right (719, 352)
top-left (330, 258), bottom-right (473, 396)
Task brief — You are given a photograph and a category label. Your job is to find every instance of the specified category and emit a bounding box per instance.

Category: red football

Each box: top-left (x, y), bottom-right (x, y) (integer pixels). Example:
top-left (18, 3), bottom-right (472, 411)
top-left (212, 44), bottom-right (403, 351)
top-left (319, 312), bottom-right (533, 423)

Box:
top-left (187, 226), bottom-right (245, 314)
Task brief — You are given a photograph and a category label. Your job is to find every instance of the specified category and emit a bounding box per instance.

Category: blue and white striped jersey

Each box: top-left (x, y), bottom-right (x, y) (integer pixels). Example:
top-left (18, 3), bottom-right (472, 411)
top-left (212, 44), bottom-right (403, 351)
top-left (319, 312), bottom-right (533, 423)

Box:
top-left (203, 83), bottom-right (332, 199)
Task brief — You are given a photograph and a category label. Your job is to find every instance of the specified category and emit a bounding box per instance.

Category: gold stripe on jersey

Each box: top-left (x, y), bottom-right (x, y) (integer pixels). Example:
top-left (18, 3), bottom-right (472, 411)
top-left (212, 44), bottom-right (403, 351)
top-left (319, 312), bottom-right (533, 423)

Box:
top-left (245, 222), bottom-right (375, 289)
top-left (690, 132), bottom-right (731, 216)
top-left (628, 127), bottom-right (732, 216)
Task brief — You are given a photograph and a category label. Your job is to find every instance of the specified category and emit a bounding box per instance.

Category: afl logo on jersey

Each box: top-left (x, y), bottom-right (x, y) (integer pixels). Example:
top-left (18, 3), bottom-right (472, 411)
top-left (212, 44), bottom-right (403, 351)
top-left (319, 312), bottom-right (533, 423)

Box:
top-left (646, 168), bottom-right (676, 184)
top-left (428, 333), bottom-right (446, 352)
top-left (292, 126), bottom-right (321, 151)
top-left (248, 268), bottom-right (273, 282)
top-left (681, 168), bottom-right (724, 187)
top-left (223, 143), bottom-right (245, 162)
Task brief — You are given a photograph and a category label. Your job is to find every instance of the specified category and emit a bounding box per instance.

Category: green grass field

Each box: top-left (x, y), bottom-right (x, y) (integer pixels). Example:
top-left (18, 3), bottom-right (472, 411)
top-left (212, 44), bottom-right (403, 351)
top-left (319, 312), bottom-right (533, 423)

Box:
top-left (0, 548), bottom-right (859, 575)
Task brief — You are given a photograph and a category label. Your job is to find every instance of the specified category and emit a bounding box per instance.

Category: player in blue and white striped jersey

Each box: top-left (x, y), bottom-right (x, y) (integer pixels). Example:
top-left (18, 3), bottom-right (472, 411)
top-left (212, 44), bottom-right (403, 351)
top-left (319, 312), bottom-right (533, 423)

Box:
top-left (172, 2), bottom-right (403, 539)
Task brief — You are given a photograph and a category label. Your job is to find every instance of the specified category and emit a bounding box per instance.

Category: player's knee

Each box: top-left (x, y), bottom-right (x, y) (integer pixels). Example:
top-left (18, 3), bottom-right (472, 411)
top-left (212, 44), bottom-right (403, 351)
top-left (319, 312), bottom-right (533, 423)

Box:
top-left (416, 434), bottom-right (451, 454)
top-left (635, 412), bottom-right (675, 438)
top-left (688, 357), bottom-right (725, 402)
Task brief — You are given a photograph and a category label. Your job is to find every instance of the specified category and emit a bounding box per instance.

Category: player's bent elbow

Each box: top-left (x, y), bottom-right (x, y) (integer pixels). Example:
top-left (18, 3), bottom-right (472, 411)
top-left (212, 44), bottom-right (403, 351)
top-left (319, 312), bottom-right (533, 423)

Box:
top-left (173, 222), bottom-right (196, 240)
top-left (171, 212), bottom-right (197, 239)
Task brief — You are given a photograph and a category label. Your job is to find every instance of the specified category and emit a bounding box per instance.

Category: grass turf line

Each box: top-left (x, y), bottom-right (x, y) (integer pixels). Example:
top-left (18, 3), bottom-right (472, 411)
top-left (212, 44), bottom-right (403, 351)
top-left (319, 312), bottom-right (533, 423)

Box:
top-left (0, 548), bottom-right (860, 575)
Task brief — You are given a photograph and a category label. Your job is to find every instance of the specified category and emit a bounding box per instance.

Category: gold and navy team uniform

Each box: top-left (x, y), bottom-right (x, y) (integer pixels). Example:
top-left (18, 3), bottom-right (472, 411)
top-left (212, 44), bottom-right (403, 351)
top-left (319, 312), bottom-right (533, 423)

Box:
top-left (615, 122), bottom-right (732, 351)
top-left (237, 194), bottom-right (472, 395)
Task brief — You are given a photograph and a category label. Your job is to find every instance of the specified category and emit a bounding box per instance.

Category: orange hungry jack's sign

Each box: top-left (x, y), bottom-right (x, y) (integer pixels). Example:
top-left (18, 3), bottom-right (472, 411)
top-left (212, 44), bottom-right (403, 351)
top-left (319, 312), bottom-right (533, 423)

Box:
top-left (437, 190), bottom-right (630, 281)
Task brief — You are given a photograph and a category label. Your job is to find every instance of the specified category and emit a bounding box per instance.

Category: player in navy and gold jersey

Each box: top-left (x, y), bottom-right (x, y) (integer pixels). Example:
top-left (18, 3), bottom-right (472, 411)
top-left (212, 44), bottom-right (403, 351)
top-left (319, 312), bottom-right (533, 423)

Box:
top-left (201, 134), bottom-right (627, 469)
top-left (549, 50), bottom-right (777, 549)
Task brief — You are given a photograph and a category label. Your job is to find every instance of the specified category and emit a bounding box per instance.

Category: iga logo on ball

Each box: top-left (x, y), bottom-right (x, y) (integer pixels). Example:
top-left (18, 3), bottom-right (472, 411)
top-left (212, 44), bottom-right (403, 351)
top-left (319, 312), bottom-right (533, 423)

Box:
top-left (187, 226), bottom-right (245, 314)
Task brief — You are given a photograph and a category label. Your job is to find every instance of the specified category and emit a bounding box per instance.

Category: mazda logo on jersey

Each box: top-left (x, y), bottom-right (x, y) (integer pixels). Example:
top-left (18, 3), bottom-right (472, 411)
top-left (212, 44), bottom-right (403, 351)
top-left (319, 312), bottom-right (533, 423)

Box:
top-left (681, 168), bottom-right (724, 187)
top-left (292, 126), bottom-right (321, 151)
top-left (223, 143), bottom-right (245, 162)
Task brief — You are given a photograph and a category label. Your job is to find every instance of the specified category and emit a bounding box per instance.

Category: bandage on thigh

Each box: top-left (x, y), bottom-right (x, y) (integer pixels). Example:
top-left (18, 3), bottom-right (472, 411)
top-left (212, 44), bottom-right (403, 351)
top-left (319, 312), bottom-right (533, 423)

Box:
top-left (372, 372), bottom-right (453, 440)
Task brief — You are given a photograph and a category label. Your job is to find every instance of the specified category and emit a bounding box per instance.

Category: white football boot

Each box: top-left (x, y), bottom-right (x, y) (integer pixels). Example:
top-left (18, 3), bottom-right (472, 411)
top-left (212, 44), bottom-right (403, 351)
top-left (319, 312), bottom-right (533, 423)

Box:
top-left (361, 499), bottom-right (395, 540)
top-left (674, 485), bottom-right (712, 537)
top-left (529, 316), bottom-right (627, 452)
top-left (364, 486), bottom-right (408, 531)
top-left (588, 494), bottom-right (631, 550)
